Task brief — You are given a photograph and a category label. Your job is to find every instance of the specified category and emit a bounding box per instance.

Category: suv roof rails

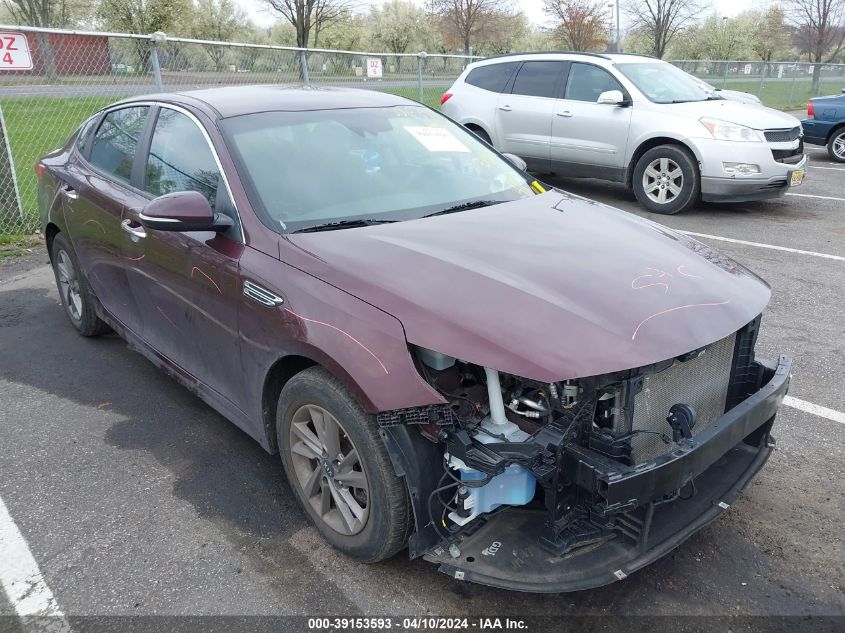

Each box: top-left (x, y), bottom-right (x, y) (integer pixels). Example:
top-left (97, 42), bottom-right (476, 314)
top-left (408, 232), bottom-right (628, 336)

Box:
top-left (479, 51), bottom-right (611, 62)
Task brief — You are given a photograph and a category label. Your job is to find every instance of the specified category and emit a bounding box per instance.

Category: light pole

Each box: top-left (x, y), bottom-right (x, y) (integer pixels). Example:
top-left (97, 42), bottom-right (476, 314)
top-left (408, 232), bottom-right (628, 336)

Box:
top-left (607, 3), bottom-right (615, 52)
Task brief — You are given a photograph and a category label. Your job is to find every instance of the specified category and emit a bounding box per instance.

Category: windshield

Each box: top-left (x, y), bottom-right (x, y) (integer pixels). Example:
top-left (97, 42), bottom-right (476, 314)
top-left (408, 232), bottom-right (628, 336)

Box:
top-left (615, 62), bottom-right (714, 104)
top-left (221, 105), bottom-right (535, 232)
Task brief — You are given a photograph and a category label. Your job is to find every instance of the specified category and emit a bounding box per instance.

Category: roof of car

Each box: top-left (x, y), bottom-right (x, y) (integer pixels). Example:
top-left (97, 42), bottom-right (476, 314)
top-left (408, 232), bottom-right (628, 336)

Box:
top-left (469, 51), bottom-right (657, 68)
top-left (122, 85), bottom-right (415, 118)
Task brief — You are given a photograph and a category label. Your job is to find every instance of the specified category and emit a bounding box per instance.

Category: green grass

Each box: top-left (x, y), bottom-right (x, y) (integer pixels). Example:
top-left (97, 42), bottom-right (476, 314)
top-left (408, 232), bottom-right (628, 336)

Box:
top-left (0, 233), bottom-right (41, 260)
top-left (1, 95), bottom-right (117, 234)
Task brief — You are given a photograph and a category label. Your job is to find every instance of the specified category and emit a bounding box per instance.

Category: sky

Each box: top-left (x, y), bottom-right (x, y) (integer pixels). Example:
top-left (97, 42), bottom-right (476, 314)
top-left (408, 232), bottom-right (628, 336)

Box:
top-left (241, 0), bottom-right (771, 32)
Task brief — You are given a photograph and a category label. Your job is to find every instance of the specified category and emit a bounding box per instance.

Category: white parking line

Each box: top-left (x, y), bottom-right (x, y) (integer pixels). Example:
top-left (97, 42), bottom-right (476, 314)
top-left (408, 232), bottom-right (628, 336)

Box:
top-left (809, 166), bottom-right (845, 171)
top-left (786, 192), bottom-right (845, 202)
top-left (679, 231), bottom-right (845, 262)
top-left (0, 495), bottom-right (72, 631)
top-left (784, 396), bottom-right (845, 425)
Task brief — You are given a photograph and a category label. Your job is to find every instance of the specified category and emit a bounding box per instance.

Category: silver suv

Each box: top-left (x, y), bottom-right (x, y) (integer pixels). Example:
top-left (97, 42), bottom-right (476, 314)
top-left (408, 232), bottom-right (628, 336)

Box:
top-left (441, 53), bottom-right (807, 214)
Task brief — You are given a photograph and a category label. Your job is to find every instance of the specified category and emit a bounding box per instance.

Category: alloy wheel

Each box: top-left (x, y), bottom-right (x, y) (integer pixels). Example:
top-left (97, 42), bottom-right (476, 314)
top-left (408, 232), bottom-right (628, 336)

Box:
top-left (642, 157), bottom-right (684, 205)
top-left (833, 132), bottom-right (845, 160)
top-left (56, 250), bottom-right (83, 322)
top-left (288, 404), bottom-right (369, 536)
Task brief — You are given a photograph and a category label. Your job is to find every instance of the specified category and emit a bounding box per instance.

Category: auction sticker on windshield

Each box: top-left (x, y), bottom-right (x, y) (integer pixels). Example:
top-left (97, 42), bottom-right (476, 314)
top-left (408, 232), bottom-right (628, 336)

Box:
top-left (405, 126), bottom-right (470, 153)
top-left (0, 32), bottom-right (32, 70)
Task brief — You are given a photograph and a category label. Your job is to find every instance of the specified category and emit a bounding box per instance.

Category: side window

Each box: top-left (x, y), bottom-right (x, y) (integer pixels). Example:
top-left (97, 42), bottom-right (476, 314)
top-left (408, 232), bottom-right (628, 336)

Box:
top-left (510, 61), bottom-right (566, 99)
top-left (564, 63), bottom-right (624, 102)
top-left (75, 116), bottom-right (99, 157)
top-left (465, 62), bottom-right (519, 93)
top-left (89, 106), bottom-right (149, 183)
top-left (144, 109), bottom-right (221, 209)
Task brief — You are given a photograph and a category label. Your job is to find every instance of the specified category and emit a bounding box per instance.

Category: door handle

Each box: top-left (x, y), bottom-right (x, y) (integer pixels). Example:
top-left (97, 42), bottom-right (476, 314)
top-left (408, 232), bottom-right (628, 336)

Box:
top-left (60, 184), bottom-right (78, 200)
top-left (121, 218), bottom-right (146, 240)
top-left (556, 111), bottom-right (573, 118)
top-left (498, 105), bottom-right (512, 112)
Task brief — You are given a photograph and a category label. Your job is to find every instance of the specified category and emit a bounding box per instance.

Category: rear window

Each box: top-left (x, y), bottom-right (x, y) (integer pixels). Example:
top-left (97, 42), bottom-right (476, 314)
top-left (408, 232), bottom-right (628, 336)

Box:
top-left (465, 62), bottom-right (519, 93)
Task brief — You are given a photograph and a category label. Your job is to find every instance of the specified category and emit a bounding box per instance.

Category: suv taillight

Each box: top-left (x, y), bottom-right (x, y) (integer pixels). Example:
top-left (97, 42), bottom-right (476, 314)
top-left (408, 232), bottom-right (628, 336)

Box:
top-left (807, 100), bottom-right (814, 117)
top-left (441, 92), bottom-right (453, 105)
top-left (35, 162), bottom-right (45, 179)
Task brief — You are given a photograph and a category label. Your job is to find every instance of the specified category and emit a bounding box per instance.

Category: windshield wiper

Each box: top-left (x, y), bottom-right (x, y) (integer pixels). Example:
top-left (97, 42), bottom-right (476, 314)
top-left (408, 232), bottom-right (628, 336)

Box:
top-left (292, 218), bottom-right (397, 233)
top-left (422, 200), bottom-right (503, 218)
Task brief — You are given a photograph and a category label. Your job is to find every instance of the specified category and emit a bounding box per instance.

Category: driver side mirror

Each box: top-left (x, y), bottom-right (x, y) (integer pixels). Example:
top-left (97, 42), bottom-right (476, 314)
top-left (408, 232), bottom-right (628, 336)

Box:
top-left (501, 152), bottom-right (528, 171)
top-left (597, 90), bottom-right (628, 106)
top-left (139, 191), bottom-right (232, 232)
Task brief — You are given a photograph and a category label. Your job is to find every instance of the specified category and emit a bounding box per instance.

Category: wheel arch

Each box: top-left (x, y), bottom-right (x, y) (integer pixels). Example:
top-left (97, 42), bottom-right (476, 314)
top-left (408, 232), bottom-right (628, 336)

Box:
top-left (45, 222), bottom-right (61, 262)
top-left (626, 136), bottom-right (701, 189)
top-left (462, 120), bottom-right (494, 144)
top-left (261, 347), bottom-right (382, 454)
top-left (826, 122), bottom-right (845, 143)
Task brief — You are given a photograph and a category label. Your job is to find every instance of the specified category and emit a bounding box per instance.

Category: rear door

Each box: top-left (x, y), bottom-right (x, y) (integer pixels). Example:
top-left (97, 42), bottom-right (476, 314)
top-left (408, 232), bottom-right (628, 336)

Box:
top-left (550, 62), bottom-right (632, 177)
top-left (121, 104), bottom-right (245, 403)
top-left (63, 105), bottom-right (151, 333)
top-left (495, 61), bottom-right (568, 172)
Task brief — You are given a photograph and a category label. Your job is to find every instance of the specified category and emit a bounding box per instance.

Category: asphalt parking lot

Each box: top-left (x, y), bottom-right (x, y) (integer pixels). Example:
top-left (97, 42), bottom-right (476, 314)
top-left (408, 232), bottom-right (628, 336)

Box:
top-left (1, 145), bottom-right (843, 630)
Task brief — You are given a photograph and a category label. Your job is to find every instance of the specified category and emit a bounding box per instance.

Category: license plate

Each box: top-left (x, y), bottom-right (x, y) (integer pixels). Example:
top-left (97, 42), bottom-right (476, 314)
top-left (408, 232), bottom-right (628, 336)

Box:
top-left (790, 169), bottom-right (805, 187)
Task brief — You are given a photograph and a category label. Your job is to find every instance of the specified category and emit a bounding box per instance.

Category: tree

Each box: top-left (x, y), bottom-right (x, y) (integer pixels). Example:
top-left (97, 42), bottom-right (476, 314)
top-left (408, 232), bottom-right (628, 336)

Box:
top-left (190, 0), bottom-right (249, 71)
top-left (2, 0), bottom-right (90, 27)
top-left (261, 0), bottom-right (353, 49)
top-left (749, 7), bottom-right (792, 63)
top-left (429, 0), bottom-right (513, 56)
top-left (543, 0), bottom-right (608, 52)
top-left (624, 0), bottom-right (703, 58)
top-left (369, 1), bottom-right (425, 70)
top-left (98, 0), bottom-right (191, 69)
top-left (787, 0), bottom-right (845, 91)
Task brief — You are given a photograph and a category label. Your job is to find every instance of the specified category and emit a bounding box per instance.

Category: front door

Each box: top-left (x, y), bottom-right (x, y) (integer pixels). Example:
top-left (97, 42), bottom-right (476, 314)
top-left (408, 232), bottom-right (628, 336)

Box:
top-left (495, 61), bottom-right (568, 172)
top-left (122, 105), bottom-right (245, 404)
top-left (550, 63), bottom-right (632, 177)
top-left (63, 105), bottom-right (151, 333)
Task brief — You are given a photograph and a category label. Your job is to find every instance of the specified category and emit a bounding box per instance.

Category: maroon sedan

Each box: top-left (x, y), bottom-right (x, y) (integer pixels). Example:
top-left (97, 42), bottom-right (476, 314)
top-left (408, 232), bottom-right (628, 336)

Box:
top-left (37, 86), bottom-right (791, 592)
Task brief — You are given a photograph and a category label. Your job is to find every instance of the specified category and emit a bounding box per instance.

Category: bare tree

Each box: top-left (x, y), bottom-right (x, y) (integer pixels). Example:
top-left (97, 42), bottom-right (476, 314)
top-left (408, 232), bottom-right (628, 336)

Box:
top-left (429, 0), bottom-right (512, 56)
top-left (262, 0), bottom-right (352, 49)
top-left (543, 0), bottom-right (608, 52)
top-left (624, 0), bottom-right (702, 58)
top-left (787, 0), bottom-right (845, 92)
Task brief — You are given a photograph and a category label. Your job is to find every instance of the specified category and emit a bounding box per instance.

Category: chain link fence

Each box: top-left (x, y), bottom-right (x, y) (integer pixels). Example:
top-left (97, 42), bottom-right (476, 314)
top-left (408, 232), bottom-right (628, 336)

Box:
top-left (0, 25), bottom-right (476, 235)
top-left (673, 60), bottom-right (845, 110)
top-left (1, 26), bottom-right (844, 237)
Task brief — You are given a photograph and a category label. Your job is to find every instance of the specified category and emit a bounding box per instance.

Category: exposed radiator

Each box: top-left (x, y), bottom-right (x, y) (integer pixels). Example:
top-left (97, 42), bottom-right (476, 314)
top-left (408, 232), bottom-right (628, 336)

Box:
top-left (628, 333), bottom-right (737, 463)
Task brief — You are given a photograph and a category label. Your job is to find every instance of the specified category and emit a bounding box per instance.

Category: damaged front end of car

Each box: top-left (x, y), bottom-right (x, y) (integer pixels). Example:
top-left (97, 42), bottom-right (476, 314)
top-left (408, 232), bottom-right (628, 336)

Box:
top-left (378, 316), bottom-right (791, 592)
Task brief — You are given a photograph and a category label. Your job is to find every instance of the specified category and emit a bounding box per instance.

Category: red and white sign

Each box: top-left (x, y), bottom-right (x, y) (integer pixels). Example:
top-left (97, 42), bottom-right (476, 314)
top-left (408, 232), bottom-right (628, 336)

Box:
top-left (0, 32), bottom-right (33, 70)
top-left (366, 58), bottom-right (383, 79)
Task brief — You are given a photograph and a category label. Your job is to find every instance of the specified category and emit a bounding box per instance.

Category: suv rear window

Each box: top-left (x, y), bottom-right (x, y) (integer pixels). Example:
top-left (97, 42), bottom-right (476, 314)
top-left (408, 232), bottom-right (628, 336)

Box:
top-left (511, 61), bottom-right (566, 99)
top-left (465, 62), bottom-right (518, 93)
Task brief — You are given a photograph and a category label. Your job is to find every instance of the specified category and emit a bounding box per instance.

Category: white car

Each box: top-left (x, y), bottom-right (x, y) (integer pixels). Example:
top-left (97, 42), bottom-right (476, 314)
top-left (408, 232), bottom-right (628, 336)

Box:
top-left (441, 52), bottom-right (805, 214)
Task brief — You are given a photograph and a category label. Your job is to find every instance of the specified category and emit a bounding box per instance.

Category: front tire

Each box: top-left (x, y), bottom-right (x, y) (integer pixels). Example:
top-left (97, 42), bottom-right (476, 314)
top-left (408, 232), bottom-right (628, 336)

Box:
top-left (276, 366), bottom-right (410, 562)
top-left (633, 145), bottom-right (700, 214)
top-left (828, 128), bottom-right (845, 163)
top-left (50, 233), bottom-right (109, 336)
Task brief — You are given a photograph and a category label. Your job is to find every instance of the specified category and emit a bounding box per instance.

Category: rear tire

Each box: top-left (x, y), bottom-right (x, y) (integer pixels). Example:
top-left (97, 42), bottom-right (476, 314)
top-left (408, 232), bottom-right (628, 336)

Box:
top-left (50, 233), bottom-right (109, 337)
top-left (632, 145), bottom-right (700, 215)
top-left (276, 366), bottom-right (410, 562)
top-left (827, 128), bottom-right (845, 163)
top-left (465, 125), bottom-right (491, 145)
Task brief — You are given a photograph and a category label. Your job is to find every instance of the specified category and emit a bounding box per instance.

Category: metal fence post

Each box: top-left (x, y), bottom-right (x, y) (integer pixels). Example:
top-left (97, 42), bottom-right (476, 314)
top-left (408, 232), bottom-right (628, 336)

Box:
top-left (299, 50), bottom-right (310, 86)
top-left (149, 31), bottom-right (166, 91)
top-left (417, 52), bottom-right (427, 104)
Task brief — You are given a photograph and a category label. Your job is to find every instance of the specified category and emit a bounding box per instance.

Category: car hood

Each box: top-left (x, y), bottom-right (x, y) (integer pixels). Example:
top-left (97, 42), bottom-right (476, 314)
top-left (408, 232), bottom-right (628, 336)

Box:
top-left (284, 192), bottom-right (770, 382)
top-left (670, 99), bottom-right (798, 129)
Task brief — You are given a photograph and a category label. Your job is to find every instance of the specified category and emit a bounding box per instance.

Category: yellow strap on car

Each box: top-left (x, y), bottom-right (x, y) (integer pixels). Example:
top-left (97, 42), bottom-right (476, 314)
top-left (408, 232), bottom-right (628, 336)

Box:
top-left (530, 180), bottom-right (546, 193)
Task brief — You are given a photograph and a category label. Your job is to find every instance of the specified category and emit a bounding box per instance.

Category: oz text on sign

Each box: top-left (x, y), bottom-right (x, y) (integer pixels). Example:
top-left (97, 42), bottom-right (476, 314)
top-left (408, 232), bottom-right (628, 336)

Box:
top-left (0, 32), bottom-right (33, 70)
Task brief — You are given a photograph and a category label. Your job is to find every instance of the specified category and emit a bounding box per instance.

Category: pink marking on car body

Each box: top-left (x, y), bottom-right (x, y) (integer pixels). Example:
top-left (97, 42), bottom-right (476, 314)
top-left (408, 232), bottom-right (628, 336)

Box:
top-left (191, 266), bottom-right (223, 295)
top-left (83, 219), bottom-right (105, 234)
top-left (631, 301), bottom-right (731, 341)
top-left (128, 254), bottom-right (145, 261)
top-left (283, 307), bottom-right (389, 375)
top-left (677, 265), bottom-right (702, 279)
